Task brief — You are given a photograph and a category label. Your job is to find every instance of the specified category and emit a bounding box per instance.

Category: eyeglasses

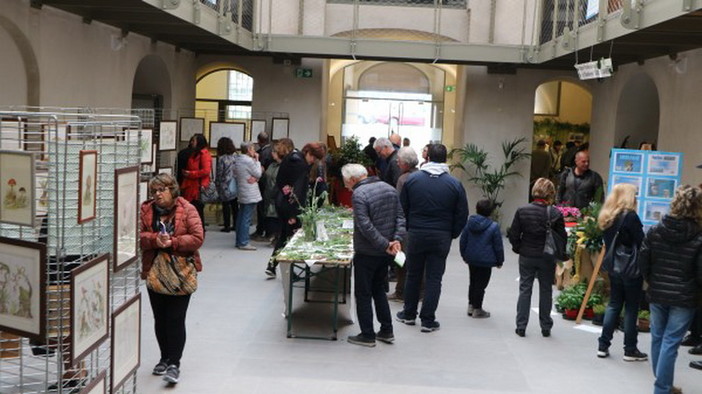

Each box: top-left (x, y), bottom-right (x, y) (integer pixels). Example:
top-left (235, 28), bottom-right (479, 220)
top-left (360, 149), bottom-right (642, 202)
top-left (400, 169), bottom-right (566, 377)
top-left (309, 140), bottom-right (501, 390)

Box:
top-left (150, 187), bottom-right (169, 196)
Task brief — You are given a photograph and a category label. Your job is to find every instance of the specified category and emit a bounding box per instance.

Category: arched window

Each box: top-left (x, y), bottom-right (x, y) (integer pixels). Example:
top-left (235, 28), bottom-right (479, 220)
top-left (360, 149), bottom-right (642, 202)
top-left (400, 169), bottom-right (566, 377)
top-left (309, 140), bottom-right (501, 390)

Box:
top-left (196, 69), bottom-right (253, 122)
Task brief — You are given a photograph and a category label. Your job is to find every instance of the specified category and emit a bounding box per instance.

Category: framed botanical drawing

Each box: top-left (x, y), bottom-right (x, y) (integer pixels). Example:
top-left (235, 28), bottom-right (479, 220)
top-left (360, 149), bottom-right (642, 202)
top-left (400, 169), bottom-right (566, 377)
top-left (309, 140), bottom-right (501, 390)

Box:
top-left (158, 166), bottom-right (173, 176)
top-left (111, 294), bottom-right (141, 393)
top-left (271, 118), bottom-right (290, 139)
top-left (0, 150), bottom-right (35, 226)
top-left (251, 119), bottom-right (266, 139)
top-left (113, 166), bottom-right (139, 272)
top-left (0, 237), bottom-right (46, 338)
top-left (158, 121), bottom-right (178, 151)
top-left (70, 254), bottom-right (109, 365)
top-left (78, 150), bottom-right (98, 224)
top-left (209, 122), bottom-right (246, 148)
top-left (179, 117), bottom-right (204, 142)
top-left (79, 370), bottom-right (106, 394)
top-left (127, 129), bottom-right (153, 165)
top-left (0, 117), bottom-right (24, 150)
top-left (35, 170), bottom-right (50, 216)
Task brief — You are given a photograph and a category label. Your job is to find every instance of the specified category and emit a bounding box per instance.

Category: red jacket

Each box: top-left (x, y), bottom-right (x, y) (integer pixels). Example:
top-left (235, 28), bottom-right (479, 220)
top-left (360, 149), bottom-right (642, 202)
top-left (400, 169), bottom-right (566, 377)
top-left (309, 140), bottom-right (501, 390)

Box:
top-left (139, 196), bottom-right (204, 279)
top-left (180, 148), bottom-right (212, 202)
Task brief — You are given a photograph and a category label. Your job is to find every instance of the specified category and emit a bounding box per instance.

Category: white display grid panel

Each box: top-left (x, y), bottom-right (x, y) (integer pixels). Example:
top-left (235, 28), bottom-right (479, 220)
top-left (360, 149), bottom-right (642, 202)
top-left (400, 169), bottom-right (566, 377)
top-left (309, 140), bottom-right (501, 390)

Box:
top-left (0, 110), bottom-right (142, 394)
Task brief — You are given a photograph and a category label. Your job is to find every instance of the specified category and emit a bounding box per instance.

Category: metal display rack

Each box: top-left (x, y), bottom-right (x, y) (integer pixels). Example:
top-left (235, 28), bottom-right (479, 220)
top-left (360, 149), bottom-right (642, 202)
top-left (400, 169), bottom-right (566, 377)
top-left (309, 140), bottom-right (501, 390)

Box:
top-left (0, 110), bottom-right (142, 393)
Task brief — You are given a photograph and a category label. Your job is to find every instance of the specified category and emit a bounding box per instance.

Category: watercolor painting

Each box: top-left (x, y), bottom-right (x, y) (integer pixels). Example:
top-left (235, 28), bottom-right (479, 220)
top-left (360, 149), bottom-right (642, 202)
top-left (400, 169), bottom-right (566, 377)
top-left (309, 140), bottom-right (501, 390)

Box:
top-left (209, 122), bottom-right (246, 148)
top-left (271, 118), bottom-right (289, 139)
top-left (0, 150), bottom-right (35, 226)
top-left (111, 294), bottom-right (141, 392)
top-left (71, 254), bottom-right (109, 364)
top-left (179, 117), bottom-right (204, 142)
top-left (159, 121), bottom-right (177, 151)
top-left (114, 166), bottom-right (139, 271)
top-left (78, 150), bottom-right (98, 224)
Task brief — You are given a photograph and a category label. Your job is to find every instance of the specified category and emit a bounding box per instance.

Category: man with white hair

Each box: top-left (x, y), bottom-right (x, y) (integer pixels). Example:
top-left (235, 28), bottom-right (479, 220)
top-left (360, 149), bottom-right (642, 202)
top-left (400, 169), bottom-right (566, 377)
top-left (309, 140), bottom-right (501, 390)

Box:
top-left (374, 137), bottom-right (401, 188)
top-left (342, 163), bottom-right (406, 347)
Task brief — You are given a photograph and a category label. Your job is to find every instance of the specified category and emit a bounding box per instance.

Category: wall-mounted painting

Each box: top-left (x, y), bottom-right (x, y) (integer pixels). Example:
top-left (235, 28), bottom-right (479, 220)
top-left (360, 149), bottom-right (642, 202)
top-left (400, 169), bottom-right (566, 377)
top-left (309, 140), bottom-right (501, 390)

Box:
top-left (70, 254), bottom-right (110, 365)
top-left (0, 236), bottom-right (46, 338)
top-left (158, 167), bottom-right (173, 176)
top-left (179, 117), bottom-right (204, 143)
top-left (271, 118), bottom-right (290, 139)
top-left (0, 150), bottom-right (35, 226)
top-left (79, 370), bottom-right (106, 394)
top-left (209, 122), bottom-right (246, 148)
top-left (113, 166), bottom-right (139, 272)
top-left (158, 121), bottom-right (178, 151)
top-left (111, 294), bottom-right (141, 393)
top-left (78, 150), bottom-right (98, 224)
top-left (127, 129), bottom-right (153, 165)
top-left (251, 119), bottom-right (266, 139)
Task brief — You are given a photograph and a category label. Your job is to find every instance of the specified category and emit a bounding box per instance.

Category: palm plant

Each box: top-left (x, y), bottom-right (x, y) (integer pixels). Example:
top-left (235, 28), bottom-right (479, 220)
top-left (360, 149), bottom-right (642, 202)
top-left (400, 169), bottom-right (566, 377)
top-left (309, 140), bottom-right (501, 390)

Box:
top-left (450, 137), bottom-right (531, 216)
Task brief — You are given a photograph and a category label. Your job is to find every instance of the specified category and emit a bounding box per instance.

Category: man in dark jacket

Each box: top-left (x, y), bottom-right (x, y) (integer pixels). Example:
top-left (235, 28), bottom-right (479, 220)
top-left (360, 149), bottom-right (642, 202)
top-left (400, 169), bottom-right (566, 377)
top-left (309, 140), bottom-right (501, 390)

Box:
top-left (396, 144), bottom-right (468, 333)
top-left (253, 131), bottom-right (274, 240)
top-left (374, 137), bottom-right (401, 188)
top-left (343, 164), bottom-right (405, 347)
top-left (556, 150), bottom-right (603, 208)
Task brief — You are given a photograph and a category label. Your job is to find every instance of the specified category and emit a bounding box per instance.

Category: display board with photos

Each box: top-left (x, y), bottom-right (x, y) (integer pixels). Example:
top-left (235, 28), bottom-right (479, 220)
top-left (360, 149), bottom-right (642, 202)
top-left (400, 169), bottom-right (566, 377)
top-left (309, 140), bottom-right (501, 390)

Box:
top-left (608, 149), bottom-right (684, 226)
top-left (209, 122), bottom-right (246, 148)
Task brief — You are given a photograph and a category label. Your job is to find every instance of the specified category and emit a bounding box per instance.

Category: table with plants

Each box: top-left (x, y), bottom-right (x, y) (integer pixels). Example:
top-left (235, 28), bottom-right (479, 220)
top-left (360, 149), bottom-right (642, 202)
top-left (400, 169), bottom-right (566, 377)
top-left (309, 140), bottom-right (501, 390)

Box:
top-left (274, 206), bottom-right (355, 340)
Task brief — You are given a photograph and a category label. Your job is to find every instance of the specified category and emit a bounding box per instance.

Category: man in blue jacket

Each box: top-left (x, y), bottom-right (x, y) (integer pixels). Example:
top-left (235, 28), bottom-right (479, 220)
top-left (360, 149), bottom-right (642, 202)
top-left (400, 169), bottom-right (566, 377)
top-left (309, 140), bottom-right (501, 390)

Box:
top-left (343, 164), bottom-right (406, 347)
top-left (396, 144), bottom-right (468, 332)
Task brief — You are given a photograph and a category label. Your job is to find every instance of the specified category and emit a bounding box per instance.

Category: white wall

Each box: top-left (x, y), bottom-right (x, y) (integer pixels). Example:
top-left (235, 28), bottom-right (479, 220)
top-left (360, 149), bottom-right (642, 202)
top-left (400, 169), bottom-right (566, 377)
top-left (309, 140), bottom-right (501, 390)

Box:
top-left (0, 18), bottom-right (28, 106)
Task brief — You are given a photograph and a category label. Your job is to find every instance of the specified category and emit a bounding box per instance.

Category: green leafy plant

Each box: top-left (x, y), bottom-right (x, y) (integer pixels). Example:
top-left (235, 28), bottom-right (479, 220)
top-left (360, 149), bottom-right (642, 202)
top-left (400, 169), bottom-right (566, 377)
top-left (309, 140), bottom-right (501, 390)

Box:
top-left (593, 304), bottom-right (607, 315)
top-left (638, 310), bottom-right (650, 320)
top-left (556, 291), bottom-right (583, 310)
top-left (294, 179), bottom-right (329, 242)
top-left (449, 137), bottom-right (531, 218)
top-left (330, 136), bottom-right (372, 177)
top-left (566, 201), bottom-right (604, 256)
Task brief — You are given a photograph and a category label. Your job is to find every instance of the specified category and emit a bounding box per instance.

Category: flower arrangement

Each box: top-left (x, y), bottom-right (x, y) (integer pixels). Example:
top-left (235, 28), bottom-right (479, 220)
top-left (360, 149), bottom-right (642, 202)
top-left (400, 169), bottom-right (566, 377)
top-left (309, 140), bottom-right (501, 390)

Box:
top-left (555, 205), bottom-right (581, 222)
top-left (564, 201), bottom-right (604, 282)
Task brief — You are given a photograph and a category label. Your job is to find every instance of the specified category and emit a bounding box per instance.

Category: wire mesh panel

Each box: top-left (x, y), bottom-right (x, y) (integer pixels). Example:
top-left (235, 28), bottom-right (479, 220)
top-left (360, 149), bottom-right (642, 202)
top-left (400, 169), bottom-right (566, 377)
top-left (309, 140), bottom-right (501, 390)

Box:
top-left (0, 111), bottom-right (141, 394)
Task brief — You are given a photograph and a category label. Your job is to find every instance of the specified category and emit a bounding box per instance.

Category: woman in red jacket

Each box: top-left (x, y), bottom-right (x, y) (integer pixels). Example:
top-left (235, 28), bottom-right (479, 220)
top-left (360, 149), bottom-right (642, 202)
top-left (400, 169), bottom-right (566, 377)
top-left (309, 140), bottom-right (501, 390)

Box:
top-left (179, 134), bottom-right (211, 225)
top-left (140, 173), bottom-right (204, 385)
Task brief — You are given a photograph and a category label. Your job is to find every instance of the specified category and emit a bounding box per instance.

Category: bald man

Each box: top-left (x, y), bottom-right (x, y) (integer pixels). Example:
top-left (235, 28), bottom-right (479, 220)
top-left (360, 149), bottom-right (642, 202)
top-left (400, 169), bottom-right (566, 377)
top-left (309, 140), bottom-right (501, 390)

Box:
top-left (556, 150), bottom-right (603, 208)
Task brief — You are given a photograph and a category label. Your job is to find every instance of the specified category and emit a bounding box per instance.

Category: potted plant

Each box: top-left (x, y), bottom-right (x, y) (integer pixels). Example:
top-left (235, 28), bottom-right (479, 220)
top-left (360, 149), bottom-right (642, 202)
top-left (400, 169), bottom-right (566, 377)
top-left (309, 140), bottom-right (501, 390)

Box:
top-left (592, 304), bottom-right (606, 326)
top-left (637, 309), bottom-right (651, 332)
top-left (584, 292), bottom-right (604, 320)
top-left (556, 286), bottom-right (583, 320)
top-left (329, 136), bottom-right (372, 207)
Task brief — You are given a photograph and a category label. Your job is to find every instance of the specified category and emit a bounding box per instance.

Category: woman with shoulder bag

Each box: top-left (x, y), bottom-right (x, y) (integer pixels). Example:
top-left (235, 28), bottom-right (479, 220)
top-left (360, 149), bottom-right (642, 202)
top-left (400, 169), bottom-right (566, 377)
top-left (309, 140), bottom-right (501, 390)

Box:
top-left (215, 137), bottom-right (238, 233)
top-left (508, 178), bottom-right (566, 338)
top-left (596, 183), bottom-right (647, 361)
top-left (140, 173), bottom-right (204, 385)
top-left (234, 141), bottom-right (263, 250)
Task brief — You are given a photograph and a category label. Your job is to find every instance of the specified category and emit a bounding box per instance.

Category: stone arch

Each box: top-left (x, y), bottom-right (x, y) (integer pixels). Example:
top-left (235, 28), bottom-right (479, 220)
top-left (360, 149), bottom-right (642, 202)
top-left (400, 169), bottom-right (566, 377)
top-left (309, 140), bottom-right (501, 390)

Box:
top-left (0, 15), bottom-right (40, 106)
top-left (196, 62), bottom-right (252, 82)
top-left (614, 73), bottom-right (660, 149)
top-left (131, 54), bottom-right (172, 109)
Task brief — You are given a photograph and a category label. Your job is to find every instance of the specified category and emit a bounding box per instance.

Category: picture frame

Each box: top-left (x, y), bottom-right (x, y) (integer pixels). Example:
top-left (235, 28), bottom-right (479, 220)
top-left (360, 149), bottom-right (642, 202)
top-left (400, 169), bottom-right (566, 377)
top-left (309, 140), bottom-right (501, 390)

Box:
top-left (0, 117), bottom-right (24, 150)
top-left (113, 166), bottom-right (139, 272)
top-left (613, 151), bottom-right (644, 174)
top-left (110, 294), bottom-right (141, 393)
top-left (158, 121), bottom-right (178, 151)
top-left (0, 236), bottom-right (47, 339)
top-left (646, 177), bottom-right (677, 199)
top-left (209, 122), bottom-right (246, 148)
top-left (127, 129), bottom-right (153, 165)
top-left (70, 254), bottom-right (110, 365)
top-left (648, 153), bottom-right (680, 176)
top-left (644, 200), bottom-right (671, 223)
top-left (79, 370), bottom-right (106, 394)
top-left (0, 150), bottom-right (36, 226)
top-left (158, 166), bottom-right (173, 176)
top-left (35, 170), bottom-right (50, 216)
top-left (78, 150), bottom-right (98, 224)
top-left (271, 118), bottom-right (290, 139)
top-left (179, 117), bottom-right (204, 142)
top-left (611, 174), bottom-right (642, 197)
top-left (251, 119), bottom-right (266, 138)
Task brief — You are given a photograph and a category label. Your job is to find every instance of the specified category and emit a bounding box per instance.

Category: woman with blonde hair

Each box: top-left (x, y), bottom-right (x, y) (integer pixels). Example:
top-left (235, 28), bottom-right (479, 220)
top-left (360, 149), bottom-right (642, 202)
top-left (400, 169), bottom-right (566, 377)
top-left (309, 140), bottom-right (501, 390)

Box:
top-left (596, 183), bottom-right (647, 361)
top-left (640, 185), bottom-right (702, 394)
top-left (508, 177), bottom-right (566, 337)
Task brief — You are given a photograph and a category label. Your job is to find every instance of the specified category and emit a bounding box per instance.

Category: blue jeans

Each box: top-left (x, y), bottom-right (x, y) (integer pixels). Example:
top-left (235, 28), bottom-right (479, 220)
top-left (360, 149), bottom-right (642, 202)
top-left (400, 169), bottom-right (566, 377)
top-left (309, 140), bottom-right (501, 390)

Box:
top-left (650, 303), bottom-right (695, 394)
top-left (516, 255), bottom-right (555, 330)
top-left (402, 231), bottom-right (452, 325)
top-left (353, 253), bottom-right (393, 339)
top-left (598, 274), bottom-right (643, 352)
top-left (236, 203), bottom-right (256, 247)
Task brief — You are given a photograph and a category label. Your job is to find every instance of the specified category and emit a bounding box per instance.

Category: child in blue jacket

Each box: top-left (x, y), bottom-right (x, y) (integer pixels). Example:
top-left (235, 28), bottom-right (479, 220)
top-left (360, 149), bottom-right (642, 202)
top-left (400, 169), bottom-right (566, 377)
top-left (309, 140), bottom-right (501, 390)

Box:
top-left (459, 199), bottom-right (504, 318)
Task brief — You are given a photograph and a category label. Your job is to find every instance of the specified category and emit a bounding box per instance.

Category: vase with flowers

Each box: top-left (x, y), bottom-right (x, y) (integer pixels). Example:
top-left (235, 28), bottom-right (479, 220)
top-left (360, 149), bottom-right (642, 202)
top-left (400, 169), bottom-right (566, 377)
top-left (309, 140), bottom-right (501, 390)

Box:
top-left (295, 179), bottom-right (329, 242)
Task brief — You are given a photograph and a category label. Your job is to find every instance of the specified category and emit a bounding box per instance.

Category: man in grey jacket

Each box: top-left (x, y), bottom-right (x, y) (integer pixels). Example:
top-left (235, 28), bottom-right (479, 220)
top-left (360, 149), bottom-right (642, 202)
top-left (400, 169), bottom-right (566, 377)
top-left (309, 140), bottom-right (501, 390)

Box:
top-left (342, 164), bottom-right (405, 347)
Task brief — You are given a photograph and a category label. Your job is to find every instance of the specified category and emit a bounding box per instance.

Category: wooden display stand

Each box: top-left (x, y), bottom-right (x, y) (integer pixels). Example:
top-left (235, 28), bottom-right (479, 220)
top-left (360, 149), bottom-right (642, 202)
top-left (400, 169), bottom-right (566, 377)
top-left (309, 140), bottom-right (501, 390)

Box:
top-left (576, 245), bottom-right (606, 324)
top-left (0, 332), bottom-right (21, 358)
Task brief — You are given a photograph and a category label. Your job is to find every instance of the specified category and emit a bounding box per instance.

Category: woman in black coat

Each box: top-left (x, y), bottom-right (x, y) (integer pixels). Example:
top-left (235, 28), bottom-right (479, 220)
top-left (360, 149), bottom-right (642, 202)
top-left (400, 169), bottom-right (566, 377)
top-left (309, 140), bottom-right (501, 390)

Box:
top-left (508, 178), bottom-right (566, 338)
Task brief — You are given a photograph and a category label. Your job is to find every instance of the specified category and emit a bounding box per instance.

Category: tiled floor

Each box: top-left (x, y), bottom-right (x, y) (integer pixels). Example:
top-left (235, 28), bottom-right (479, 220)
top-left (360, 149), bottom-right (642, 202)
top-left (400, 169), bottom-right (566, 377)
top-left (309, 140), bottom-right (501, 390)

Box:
top-left (136, 228), bottom-right (701, 393)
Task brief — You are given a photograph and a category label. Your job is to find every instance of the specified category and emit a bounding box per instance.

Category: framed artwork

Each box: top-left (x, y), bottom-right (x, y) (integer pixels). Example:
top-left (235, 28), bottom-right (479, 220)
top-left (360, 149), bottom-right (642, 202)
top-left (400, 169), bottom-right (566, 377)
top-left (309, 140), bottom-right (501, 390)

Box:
top-left (79, 370), bottom-right (106, 394)
top-left (70, 254), bottom-right (110, 365)
top-left (139, 180), bottom-right (149, 205)
top-left (111, 294), bottom-right (141, 393)
top-left (44, 123), bottom-right (68, 142)
top-left (158, 166), bottom-right (173, 176)
top-left (179, 117), bottom-right (204, 142)
top-left (647, 177), bottom-right (677, 199)
top-left (613, 151), bottom-right (644, 174)
top-left (271, 118), bottom-right (290, 139)
top-left (113, 166), bottom-right (139, 272)
top-left (648, 153), bottom-right (680, 176)
top-left (127, 129), bottom-right (153, 165)
top-left (251, 119), bottom-right (266, 138)
top-left (0, 236), bottom-right (46, 338)
top-left (0, 150), bottom-right (36, 226)
top-left (35, 170), bottom-right (49, 216)
top-left (611, 175), bottom-right (642, 197)
top-left (78, 150), bottom-right (98, 224)
top-left (209, 122), bottom-right (246, 148)
top-left (0, 117), bottom-right (24, 150)
top-left (158, 121), bottom-right (178, 151)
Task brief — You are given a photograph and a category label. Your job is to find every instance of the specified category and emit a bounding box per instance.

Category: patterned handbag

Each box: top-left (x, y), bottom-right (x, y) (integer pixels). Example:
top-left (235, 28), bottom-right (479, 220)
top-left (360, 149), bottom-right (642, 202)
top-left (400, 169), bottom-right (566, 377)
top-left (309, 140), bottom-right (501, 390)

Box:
top-left (146, 251), bottom-right (198, 295)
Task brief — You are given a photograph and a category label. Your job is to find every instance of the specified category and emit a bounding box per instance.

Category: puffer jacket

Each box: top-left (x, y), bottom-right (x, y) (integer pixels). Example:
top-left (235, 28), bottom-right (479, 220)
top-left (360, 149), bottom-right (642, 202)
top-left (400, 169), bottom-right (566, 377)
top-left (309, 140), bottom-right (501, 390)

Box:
top-left (215, 153), bottom-right (237, 202)
top-left (601, 210), bottom-right (644, 274)
top-left (234, 154), bottom-right (263, 204)
top-left (459, 214), bottom-right (504, 267)
top-left (508, 202), bottom-right (567, 258)
top-left (352, 177), bottom-right (406, 256)
top-left (275, 150), bottom-right (309, 220)
top-left (139, 197), bottom-right (204, 279)
top-left (639, 215), bottom-right (702, 308)
top-left (180, 148), bottom-right (211, 202)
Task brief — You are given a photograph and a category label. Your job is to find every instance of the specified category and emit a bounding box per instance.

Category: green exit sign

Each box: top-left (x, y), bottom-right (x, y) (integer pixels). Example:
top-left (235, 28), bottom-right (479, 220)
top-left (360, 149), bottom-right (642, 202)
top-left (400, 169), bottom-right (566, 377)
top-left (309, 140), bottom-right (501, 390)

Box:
top-left (295, 68), bottom-right (313, 78)
top-left (445, 85), bottom-right (455, 92)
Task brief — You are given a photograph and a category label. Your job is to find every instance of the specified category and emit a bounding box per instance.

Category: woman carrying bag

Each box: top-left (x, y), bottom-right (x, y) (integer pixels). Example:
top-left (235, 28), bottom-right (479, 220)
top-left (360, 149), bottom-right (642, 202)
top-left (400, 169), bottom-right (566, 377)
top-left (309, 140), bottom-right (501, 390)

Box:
top-left (215, 137), bottom-right (238, 233)
top-left (596, 183), bottom-right (647, 361)
top-left (140, 173), bottom-right (204, 385)
top-left (179, 133), bottom-right (211, 227)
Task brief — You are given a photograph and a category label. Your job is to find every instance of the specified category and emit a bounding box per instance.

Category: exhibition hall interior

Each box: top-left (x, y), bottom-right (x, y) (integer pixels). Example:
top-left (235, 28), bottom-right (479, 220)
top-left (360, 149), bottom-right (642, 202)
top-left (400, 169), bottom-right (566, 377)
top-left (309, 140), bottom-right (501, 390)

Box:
top-left (1, 0), bottom-right (702, 393)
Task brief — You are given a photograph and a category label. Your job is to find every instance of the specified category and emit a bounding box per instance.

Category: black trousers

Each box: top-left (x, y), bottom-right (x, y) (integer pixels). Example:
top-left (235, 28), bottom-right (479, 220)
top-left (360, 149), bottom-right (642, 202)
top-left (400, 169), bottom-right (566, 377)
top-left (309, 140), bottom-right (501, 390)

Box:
top-left (189, 199), bottom-right (205, 227)
top-left (221, 198), bottom-right (238, 230)
top-left (148, 289), bottom-right (191, 367)
top-left (354, 253), bottom-right (393, 338)
top-left (468, 265), bottom-right (493, 309)
top-left (268, 218), bottom-right (299, 269)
